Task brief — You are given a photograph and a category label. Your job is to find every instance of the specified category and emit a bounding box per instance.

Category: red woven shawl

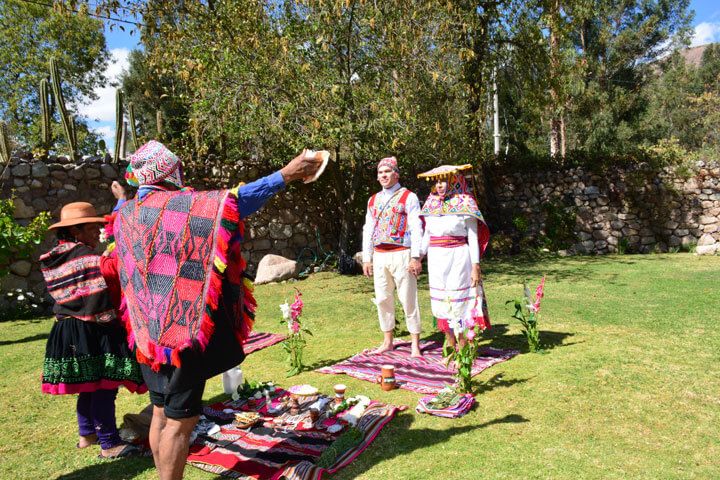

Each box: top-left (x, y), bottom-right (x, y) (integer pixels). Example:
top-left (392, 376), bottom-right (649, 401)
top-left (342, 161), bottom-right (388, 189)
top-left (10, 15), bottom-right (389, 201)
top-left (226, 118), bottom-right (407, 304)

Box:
top-left (114, 189), bottom-right (255, 369)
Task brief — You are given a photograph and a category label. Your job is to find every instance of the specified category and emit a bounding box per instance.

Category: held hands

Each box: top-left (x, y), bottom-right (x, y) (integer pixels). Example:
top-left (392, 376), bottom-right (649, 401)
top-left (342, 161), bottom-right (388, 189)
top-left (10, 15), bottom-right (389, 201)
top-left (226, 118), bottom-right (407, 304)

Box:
top-left (280, 149), bottom-right (325, 183)
top-left (471, 263), bottom-right (482, 287)
top-left (363, 262), bottom-right (374, 277)
top-left (408, 258), bottom-right (422, 277)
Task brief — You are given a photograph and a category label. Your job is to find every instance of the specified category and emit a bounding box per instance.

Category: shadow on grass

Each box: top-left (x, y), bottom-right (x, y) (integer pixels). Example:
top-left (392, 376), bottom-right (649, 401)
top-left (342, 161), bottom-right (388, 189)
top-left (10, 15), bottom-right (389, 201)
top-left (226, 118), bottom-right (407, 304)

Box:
top-left (475, 373), bottom-right (531, 395)
top-left (0, 332), bottom-right (48, 346)
top-left (481, 324), bottom-right (578, 352)
top-left (482, 253), bottom-right (641, 285)
top-left (340, 411), bottom-right (529, 478)
top-left (55, 456), bottom-right (155, 480)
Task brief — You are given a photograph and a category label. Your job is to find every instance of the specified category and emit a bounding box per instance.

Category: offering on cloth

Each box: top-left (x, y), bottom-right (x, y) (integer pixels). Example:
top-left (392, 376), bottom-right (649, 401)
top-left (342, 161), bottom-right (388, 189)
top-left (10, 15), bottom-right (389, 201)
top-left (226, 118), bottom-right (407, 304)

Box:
top-left (333, 384), bottom-right (347, 404)
top-left (287, 384), bottom-right (319, 396)
top-left (233, 411), bottom-right (261, 428)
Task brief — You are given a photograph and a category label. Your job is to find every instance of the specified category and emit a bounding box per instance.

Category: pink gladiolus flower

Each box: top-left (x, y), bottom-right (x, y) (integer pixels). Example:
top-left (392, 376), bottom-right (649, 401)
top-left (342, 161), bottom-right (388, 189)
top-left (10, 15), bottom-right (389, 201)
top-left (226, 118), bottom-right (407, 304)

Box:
top-left (465, 328), bottom-right (476, 341)
top-left (533, 276), bottom-right (545, 313)
top-left (290, 290), bottom-right (303, 320)
top-left (465, 317), bottom-right (476, 329)
top-left (291, 321), bottom-right (300, 333)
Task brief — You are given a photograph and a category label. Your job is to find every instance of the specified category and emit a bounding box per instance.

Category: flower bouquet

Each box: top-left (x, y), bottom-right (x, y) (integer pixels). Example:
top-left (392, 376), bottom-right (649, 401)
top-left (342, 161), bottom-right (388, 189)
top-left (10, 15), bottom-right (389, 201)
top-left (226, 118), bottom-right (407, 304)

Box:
top-left (506, 276), bottom-right (545, 352)
top-left (280, 289), bottom-right (312, 376)
top-left (442, 295), bottom-right (490, 393)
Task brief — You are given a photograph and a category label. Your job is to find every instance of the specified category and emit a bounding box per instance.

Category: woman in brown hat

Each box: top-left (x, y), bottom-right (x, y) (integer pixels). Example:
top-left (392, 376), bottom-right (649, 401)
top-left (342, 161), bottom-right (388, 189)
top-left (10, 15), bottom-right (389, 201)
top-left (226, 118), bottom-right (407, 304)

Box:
top-left (40, 201), bottom-right (145, 458)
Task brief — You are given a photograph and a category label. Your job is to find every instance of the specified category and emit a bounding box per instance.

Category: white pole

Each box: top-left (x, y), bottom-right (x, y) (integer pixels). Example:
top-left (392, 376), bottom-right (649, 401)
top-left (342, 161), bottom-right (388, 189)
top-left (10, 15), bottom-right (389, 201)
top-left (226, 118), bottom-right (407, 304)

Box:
top-left (119, 120), bottom-right (127, 160)
top-left (493, 67), bottom-right (500, 156)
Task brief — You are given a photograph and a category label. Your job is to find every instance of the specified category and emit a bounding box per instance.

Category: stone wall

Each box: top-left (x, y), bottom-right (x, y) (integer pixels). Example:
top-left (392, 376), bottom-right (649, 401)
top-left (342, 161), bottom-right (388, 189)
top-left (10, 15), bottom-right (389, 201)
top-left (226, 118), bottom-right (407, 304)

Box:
top-left (491, 161), bottom-right (720, 254)
top-left (0, 155), bottom-right (337, 313)
top-left (1, 155), bottom-right (122, 303)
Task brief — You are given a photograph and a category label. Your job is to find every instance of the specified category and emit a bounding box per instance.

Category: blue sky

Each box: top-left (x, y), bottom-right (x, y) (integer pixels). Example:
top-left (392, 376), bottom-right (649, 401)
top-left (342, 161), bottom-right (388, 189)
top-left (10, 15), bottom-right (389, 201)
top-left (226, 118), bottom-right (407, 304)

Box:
top-left (82, 0), bottom-right (720, 150)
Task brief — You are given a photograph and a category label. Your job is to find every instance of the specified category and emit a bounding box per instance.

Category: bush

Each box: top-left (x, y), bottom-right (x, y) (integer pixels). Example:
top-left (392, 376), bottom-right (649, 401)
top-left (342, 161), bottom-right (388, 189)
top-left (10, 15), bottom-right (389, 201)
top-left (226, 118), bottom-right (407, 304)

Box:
top-left (0, 289), bottom-right (47, 321)
top-left (488, 233), bottom-right (514, 256)
top-left (0, 197), bottom-right (51, 276)
top-left (540, 201), bottom-right (577, 251)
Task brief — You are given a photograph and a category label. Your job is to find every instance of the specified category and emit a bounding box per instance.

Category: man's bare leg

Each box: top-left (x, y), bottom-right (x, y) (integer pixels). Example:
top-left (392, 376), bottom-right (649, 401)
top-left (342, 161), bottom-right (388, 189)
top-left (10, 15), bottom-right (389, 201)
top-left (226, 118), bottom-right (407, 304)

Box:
top-left (156, 415), bottom-right (198, 480)
top-left (410, 333), bottom-right (423, 357)
top-left (373, 330), bottom-right (394, 354)
top-left (148, 406), bottom-right (167, 463)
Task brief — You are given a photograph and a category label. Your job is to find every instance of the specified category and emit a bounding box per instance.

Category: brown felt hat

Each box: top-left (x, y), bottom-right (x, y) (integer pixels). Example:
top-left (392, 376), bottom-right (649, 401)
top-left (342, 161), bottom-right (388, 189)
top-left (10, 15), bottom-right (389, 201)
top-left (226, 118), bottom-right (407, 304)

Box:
top-left (48, 202), bottom-right (106, 230)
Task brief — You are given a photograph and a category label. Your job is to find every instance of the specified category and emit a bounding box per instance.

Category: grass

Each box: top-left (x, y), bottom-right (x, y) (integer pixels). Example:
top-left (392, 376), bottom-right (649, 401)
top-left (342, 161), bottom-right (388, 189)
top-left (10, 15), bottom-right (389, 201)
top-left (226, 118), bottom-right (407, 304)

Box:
top-left (1, 253), bottom-right (719, 479)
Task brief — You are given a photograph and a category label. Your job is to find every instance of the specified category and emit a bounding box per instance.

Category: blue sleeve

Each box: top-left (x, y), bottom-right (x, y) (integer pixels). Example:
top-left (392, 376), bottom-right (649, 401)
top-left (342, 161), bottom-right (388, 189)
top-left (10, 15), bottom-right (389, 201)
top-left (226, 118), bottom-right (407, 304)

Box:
top-left (112, 198), bottom-right (126, 212)
top-left (236, 171), bottom-right (286, 218)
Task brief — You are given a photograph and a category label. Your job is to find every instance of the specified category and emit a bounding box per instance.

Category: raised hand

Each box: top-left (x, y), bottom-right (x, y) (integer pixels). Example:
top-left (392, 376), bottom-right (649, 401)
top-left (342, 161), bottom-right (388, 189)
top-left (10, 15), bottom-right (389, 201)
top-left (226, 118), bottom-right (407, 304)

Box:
top-left (280, 150), bottom-right (325, 183)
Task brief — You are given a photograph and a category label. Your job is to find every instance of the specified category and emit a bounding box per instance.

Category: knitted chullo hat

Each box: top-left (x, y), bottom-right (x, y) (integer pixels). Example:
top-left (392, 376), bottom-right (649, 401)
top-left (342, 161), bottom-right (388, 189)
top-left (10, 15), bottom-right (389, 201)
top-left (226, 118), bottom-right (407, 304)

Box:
top-left (377, 156), bottom-right (399, 173)
top-left (126, 140), bottom-right (184, 188)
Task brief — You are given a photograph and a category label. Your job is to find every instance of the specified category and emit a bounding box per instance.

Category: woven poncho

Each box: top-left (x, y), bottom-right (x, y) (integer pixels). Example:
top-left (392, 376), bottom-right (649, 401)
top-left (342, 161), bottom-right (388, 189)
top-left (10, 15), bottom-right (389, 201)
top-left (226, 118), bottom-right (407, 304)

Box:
top-left (112, 187), bottom-right (256, 370)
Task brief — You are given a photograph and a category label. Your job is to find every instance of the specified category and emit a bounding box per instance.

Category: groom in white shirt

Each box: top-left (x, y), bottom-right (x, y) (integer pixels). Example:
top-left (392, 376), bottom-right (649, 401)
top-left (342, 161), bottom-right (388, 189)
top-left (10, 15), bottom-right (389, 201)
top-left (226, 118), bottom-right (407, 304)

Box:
top-left (362, 156), bottom-right (424, 357)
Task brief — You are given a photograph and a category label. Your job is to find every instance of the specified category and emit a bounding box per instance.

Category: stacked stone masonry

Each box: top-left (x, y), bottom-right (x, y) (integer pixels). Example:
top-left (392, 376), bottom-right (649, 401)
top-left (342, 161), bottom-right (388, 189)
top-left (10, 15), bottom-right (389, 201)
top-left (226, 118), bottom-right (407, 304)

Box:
top-left (492, 161), bottom-right (720, 254)
top-left (0, 155), bottom-right (335, 308)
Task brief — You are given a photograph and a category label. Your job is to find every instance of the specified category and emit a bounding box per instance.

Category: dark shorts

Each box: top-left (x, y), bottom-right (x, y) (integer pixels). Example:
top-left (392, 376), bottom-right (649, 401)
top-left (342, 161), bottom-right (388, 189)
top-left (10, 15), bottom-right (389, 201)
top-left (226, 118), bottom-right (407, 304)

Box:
top-left (148, 382), bottom-right (206, 419)
top-left (141, 363), bottom-right (207, 419)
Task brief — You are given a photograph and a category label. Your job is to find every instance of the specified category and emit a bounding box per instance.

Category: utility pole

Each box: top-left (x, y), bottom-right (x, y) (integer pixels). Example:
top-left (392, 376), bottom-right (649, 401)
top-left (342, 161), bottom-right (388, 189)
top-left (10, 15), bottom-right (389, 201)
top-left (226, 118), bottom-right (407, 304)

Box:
top-left (493, 67), bottom-right (500, 156)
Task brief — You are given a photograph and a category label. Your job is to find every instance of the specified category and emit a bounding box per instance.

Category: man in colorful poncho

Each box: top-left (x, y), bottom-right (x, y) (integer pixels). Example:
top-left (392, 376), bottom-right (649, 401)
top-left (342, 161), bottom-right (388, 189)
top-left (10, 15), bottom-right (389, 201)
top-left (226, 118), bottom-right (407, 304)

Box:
top-left (111, 141), bottom-right (323, 480)
top-left (362, 156), bottom-right (424, 357)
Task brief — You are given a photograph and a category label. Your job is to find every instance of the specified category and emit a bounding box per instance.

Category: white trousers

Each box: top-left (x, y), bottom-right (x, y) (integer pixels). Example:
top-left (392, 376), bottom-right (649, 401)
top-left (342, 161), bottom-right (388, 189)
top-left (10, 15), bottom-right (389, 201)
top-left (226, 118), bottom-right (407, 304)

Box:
top-left (373, 249), bottom-right (421, 334)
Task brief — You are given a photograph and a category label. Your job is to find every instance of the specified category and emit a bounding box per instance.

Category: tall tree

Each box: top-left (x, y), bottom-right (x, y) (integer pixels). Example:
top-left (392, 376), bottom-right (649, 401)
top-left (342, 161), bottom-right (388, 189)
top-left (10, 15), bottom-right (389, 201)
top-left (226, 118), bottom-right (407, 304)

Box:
top-left (0, 0), bottom-right (109, 149)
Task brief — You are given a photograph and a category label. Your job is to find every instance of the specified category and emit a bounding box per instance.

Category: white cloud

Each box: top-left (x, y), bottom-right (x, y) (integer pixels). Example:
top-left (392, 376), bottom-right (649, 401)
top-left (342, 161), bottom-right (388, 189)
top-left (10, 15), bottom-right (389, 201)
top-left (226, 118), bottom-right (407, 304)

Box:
top-left (691, 22), bottom-right (720, 47)
top-left (93, 124), bottom-right (115, 142)
top-left (77, 48), bottom-right (130, 123)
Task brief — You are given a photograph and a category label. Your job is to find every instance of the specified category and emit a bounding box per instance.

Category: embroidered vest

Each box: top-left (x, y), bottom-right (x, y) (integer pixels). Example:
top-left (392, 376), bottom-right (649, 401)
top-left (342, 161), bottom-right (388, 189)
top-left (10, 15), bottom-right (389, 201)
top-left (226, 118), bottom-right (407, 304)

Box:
top-left (369, 188), bottom-right (412, 247)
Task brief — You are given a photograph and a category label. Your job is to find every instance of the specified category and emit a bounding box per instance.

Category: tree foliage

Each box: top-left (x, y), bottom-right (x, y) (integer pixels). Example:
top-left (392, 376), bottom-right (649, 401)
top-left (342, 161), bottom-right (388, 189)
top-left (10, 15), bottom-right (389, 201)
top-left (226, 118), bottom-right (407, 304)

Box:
top-left (0, 0), bottom-right (109, 150)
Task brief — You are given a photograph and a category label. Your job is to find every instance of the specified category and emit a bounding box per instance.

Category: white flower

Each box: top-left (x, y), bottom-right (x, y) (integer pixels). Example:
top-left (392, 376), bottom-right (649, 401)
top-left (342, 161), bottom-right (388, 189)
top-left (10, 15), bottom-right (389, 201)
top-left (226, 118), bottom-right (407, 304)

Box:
top-left (527, 304), bottom-right (538, 313)
top-left (447, 317), bottom-right (462, 333)
top-left (231, 391), bottom-right (240, 401)
top-left (279, 302), bottom-right (291, 320)
top-left (16, 295), bottom-right (25, 302)
top-left (31, 304), bottom-right (38, 308)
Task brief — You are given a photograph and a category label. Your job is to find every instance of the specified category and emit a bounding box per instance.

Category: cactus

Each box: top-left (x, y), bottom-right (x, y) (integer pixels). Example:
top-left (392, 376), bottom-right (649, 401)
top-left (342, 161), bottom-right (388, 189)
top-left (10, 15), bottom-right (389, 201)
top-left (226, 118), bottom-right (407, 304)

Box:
top-left (0, 121), bottom-right (10, 166)
top-left (128, 102), bottom-right (139, 151)
top-left (156, 109), bottom-right (163, 139)
top-left (40, 78), bottom-right (51, 147)
top-left (114, 89), bottom-right (124, 162)
top-left (49, 58), bottom-right (78, 161)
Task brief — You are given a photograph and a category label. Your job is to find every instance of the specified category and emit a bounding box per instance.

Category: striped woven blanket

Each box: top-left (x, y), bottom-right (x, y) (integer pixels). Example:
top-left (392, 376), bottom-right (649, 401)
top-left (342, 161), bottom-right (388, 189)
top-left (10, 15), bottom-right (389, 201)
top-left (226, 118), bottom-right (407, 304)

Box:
top-left (416, 393), bottom-right (476, 418)
top-left (186, 391), bottom-right (403, 479)
top-left (242, 331), bottom-right (286, 355)
top-left (316, 340), bottom-right (518, 394)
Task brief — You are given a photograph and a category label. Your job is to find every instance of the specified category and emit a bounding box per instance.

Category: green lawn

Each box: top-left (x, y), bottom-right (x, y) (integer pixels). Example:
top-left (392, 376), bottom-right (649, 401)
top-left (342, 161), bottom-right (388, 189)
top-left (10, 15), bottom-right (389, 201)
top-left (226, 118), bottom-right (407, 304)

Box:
top-left (1, 254), bottom-right (719, 479)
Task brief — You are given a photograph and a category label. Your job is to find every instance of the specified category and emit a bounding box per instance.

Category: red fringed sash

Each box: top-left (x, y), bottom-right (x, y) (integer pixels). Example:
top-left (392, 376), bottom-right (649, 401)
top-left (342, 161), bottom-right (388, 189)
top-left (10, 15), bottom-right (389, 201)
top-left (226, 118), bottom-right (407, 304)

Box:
top-left (113, 189), bottom-right (255, 370)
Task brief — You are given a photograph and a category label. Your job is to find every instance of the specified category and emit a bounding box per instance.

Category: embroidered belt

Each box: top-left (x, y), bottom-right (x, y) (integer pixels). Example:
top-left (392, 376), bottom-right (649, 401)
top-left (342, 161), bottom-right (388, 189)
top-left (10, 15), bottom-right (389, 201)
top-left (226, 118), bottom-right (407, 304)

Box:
top-left (374, 244), bottom-right (409, 252)
top-left (429, 235), bottom-right (467, 248)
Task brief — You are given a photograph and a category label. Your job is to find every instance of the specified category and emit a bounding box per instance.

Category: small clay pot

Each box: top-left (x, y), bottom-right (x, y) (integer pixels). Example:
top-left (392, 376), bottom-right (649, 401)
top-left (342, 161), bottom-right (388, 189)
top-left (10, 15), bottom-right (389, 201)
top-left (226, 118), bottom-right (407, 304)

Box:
top-left (377, 364), bottom-right (396, 391)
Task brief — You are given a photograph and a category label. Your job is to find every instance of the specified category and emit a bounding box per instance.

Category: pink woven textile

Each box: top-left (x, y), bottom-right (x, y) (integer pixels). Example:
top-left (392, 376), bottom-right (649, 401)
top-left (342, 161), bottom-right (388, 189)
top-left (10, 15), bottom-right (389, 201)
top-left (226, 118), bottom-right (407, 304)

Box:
top-left (317, 340), bottom-right (517, 394)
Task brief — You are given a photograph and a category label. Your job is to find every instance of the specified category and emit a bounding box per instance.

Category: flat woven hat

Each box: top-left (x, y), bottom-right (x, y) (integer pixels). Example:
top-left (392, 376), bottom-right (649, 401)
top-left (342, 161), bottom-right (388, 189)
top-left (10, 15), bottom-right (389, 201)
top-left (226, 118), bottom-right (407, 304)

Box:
top-left (417, 164), bottom-right (473, 181)
top-left (49, 202), bottom-right (106, 230)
